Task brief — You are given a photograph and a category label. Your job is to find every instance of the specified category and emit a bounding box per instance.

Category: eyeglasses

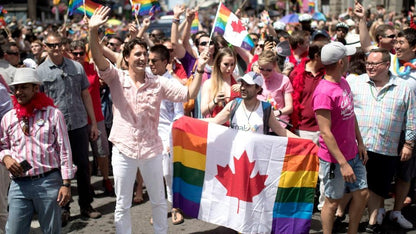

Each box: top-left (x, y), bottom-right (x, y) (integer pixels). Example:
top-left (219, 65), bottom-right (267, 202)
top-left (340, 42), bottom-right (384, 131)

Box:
top-left (167, 49), bottom-right (174, 52)
top-left (199, 41), bottom-right (214, 46)
top-left (259, 67), bottom-right (273, 72)
top-left (383, 34), bottom-right (396, 39)
top-left (365, 61), bottom-right (385, 68)
top-left (149, 58), bottom-right (161, 64)
top-left (149, 33), bottom-right (162, 38)
top-left (45, 43), bottom-right (61, 48)
top-left (255, 44), bottom-right (264, 48)
top-left (108, 42), bottom-right (120, 47)
top-left (72, 51), bottom-right (85, 56)
top-left (7, 52), bottom-right (19, 56)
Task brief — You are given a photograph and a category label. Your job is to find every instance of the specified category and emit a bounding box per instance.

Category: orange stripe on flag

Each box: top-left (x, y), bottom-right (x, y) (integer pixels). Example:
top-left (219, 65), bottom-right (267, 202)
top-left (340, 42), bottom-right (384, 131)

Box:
top-left (283, 138), bottom-right (319, 172)
top-left (172, 128), bottom-right (207, 155)
top-left (172, 116), bottom-right (208, 138)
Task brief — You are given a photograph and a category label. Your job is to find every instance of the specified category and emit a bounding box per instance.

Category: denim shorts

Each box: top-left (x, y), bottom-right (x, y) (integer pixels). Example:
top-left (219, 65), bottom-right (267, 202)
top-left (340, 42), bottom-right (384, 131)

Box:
top-left (320, 155), bottom-right (368, 200)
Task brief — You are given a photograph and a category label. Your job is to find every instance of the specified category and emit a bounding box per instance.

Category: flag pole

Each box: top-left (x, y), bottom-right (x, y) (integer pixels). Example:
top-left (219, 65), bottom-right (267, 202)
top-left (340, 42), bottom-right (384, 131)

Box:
top-left (83, 0), bottom-right (86, 17)
top-left (208, 1), bottom-right (222, 46)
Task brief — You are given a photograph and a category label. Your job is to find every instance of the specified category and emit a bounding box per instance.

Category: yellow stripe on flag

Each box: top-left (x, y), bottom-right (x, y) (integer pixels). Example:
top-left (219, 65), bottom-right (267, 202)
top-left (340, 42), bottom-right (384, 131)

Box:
top-left (173, 146), bottom-right (206, 171)
top-left (278, 170), bottom-right (318, 188)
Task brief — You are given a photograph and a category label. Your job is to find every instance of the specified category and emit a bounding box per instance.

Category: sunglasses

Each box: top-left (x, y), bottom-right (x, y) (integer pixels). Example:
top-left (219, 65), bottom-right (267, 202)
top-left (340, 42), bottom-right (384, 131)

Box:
top-left (108, 42), bottom-right (120, 47)
top-left (383, 34), bottom-right (396, 39)
top-left (199, 41), bottom-right (214, 46)
top-left (167, 49), bottom-right (174, 52)
top-left (45, 43), bottom-right (61, 48)
top-left (149, 58), bottom-right (161, 64)
top-left (259, 67), bottom-right (273, 72)
top-left (72, 51), bottom-right (85, 56)
top-left (7, 52), bottom-right (19, 56)
top-left (255, 44), bottom-right (264, 48)
top-left (149, 33), bottom-right (162, 38)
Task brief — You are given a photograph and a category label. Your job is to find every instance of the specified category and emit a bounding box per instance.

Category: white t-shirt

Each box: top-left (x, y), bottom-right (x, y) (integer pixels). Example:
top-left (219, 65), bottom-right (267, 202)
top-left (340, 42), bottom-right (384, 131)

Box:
top-left (230, 102), bottom-right (264, 134)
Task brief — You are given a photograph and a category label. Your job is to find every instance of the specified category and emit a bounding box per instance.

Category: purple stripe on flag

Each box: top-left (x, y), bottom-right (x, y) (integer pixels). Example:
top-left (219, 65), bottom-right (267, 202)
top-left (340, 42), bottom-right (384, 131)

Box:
top-left (173, 192), bottom-right (200, 218)
top-left (272, 217), bottom-right (311, 234)
top-left (214, 27), bottom-right (224, 35)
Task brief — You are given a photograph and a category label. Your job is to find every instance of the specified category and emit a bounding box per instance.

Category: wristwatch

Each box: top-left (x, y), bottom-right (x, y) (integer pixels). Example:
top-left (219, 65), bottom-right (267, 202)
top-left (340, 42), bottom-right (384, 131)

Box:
top-left (62, 183), bottom-right (71, 188)
top-left (405, 141), bottom-right (415, 148)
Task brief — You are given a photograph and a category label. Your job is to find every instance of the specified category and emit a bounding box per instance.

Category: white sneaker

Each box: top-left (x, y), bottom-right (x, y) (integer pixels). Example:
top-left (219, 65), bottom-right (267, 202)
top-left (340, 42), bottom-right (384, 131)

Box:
top-left (390, 211), bottom-right (413, 229)
top-left (376, 208), bottom-right (385, 225)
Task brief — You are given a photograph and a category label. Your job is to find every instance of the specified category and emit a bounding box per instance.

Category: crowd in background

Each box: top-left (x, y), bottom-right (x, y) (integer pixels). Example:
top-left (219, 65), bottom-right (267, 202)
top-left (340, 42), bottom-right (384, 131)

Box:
top-left (0, 1), bottom-right (415, 233)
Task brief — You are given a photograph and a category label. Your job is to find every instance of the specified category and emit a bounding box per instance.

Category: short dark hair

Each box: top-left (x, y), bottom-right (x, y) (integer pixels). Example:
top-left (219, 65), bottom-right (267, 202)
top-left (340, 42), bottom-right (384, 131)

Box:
top-left (289, 30), bottom-right (308, 49)
top-left (374, 24), bottom-right (395, 43)
top-left (122, 38), bottom-right (148, 66)
top-left (308, 41), bottom-right (327, 60)
top-left (149, 44), bottom-right (170, 62)
top-left (398, 28), bottom-right (416, 48)
top-left (109, 36), bottom-right (123, 44)
top-left (70, 40), bottom-right (86, 51)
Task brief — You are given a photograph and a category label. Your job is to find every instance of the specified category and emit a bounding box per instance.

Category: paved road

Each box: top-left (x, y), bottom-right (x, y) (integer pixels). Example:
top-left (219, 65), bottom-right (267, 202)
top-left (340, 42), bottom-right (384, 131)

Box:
top-left (28, 174), bottom-right (416, 234)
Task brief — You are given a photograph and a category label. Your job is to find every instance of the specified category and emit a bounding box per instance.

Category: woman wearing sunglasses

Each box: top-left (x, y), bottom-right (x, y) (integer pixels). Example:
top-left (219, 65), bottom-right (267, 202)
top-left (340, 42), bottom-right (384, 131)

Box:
top-left (257, 50), bottom-right (293, 129)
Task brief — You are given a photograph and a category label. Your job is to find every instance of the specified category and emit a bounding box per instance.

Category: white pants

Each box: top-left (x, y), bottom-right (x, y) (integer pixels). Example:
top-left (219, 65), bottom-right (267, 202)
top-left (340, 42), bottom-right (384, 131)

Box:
top-left (162, 152), bottom-right (173, 203)
top-left (0, 164), bottom-right (9, 234)
top-left (112, 147), bottom-right (167, 234)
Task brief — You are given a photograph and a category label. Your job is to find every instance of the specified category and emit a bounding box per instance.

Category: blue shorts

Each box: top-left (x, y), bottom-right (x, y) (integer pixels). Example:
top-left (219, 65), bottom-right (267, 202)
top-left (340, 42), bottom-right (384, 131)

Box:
top-left (320, 155), bottom-right (368, 200)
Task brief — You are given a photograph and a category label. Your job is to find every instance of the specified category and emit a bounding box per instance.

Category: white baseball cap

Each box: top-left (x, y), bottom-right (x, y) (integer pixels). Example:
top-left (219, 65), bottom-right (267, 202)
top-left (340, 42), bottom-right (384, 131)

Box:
top-left (238, 72), bottom-right (264, 87)
top-left (321, 42), bottom-right (356, 65)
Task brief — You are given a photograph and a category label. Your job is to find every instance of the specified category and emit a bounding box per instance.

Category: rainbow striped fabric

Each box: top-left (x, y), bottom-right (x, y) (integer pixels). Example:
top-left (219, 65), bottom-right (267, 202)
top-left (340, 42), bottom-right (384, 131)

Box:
top-left (191, 12), bottom-right (199, 34)
top-left (74, 0), bottom-right (102, 17)
top-left (131, 0), bottom-right (160, 16)
top-left (105, 28), bottom-right (115, 35)
top-left (213, 3), bottom-right (254, 51)
top-left (68, 0), bottom-right (83, 16)
top-left (172, 116), bottom-right (319, 233)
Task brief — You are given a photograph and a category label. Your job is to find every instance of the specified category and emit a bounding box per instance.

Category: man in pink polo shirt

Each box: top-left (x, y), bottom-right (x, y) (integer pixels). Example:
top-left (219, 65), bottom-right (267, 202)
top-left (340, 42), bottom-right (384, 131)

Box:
top-left (88, 7), bottom-right (208, 234)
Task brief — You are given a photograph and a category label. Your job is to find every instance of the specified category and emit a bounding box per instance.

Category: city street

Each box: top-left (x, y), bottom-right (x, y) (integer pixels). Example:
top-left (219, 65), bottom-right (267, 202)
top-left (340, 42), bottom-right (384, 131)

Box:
top-left (27, 174), bottom-right (416, 234)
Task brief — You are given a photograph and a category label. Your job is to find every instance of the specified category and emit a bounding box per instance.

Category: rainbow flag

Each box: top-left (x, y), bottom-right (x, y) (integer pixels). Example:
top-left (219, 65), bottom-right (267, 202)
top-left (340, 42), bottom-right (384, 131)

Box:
top-left (191, 12), bottom-right (199, 34)
top-left (74, 0), bottom-right (103, 17)
top-left (172, 116), bottom-right (319, 233)
top-left (105, 28), bottom-right (115, 35)
top-left (213, 3), bottom-right (254, 51)
top-left (131, 0), bottom-right (160, 16)
top-left (68, 0), bottom-right (83, 16)
top-left (308, 1), bottom-right (315, 13)
top-left (0, 6), bottom-right (6, 27)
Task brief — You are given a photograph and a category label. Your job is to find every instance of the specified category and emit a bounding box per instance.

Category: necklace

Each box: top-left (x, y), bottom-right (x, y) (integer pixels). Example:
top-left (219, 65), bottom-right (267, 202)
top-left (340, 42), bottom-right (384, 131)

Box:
top-left (393, 54), bottom-right (416, 76)
top-left (243, 101), bottom-right (258, 124)
top-left (369, 84), bottom-right (388, 101)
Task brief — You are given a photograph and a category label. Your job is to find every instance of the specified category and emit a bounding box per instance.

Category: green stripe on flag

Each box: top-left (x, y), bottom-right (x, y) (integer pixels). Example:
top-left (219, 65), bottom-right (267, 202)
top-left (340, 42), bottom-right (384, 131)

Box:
top-left (173, 162), bottom-right (205, 187)
top-left (275, 187), bottom-right (315, 203)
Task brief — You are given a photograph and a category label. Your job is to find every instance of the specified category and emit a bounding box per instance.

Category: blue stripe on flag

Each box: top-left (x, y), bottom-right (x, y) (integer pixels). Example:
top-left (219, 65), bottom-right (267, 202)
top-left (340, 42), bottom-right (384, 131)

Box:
top-left (273, 202), bottom-right (314, 219)
top-left (173, 177), bottom-right (203, 204)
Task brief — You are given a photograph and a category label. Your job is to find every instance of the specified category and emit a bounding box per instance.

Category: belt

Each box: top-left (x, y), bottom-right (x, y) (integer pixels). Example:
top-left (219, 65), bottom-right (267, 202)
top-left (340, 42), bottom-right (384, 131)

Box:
top-left (13, 168), bottom-right (60, 181)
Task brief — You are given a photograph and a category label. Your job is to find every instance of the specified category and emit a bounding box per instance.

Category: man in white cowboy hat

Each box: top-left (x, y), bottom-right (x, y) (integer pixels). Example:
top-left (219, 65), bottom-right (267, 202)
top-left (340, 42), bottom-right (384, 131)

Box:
top-left (0, 68), bottom-right (76, 234)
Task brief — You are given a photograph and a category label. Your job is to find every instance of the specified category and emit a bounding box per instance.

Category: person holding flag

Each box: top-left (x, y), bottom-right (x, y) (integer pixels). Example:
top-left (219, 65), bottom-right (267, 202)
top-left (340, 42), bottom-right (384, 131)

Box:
top-left (88, 6), bottom-right (208, 234)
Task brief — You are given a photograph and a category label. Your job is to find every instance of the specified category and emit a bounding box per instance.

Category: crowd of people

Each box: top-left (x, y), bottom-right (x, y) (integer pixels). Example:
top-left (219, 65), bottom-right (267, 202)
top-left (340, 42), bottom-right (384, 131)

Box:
top-left (0, 0), bottom-right (415, 233)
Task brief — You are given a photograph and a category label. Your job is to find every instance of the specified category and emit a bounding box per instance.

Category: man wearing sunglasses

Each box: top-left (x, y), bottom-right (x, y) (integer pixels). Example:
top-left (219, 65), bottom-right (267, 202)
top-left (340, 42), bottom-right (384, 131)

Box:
top-left (0, 68), bottom-right (76, 233)
top-left (37, 32), bottom-right (101, 226)
top-left (70, 40), bottom-right (115, 197)
top-left (0, 44), bottom-right (17, 84)
top-left (3, 43), bottom-right (21, 68)
top-left (107, 36), bottom-right (123, 53)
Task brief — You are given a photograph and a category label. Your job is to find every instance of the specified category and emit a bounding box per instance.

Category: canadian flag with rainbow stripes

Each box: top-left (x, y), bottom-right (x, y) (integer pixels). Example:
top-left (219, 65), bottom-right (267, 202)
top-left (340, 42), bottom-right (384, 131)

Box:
top-left (172, 116), bottom-right (319, 234)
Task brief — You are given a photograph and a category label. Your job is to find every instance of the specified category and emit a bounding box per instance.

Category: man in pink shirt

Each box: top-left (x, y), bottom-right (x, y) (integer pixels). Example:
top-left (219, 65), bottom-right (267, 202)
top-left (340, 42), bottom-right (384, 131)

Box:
top-left (0, 68), bottom-right (76, 233)
top-left (312, 42), bottom-right (368, 234)
top-left (89, 7), bottom-right (208, 234)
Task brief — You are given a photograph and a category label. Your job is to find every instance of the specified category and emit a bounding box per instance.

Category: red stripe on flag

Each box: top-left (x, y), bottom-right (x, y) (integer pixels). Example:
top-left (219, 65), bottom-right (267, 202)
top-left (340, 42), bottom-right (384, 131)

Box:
top-left (283, 138), bottom-right (319, 172)
top-left (172, 116), bottom-right (208, 139)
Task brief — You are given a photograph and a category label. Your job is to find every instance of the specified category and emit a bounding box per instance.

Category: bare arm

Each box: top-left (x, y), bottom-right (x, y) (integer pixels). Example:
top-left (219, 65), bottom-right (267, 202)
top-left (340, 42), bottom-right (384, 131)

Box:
top-left (81, 89), bottom-right (98, 141)
top-left (269, 111), bottom-right (298, 137)
top-left (182, 8), bottom-right (198, 58)
top-left (102, 44), bottom-right (120, 64)
top-left (205, 101), bottom-right (232, 125)
top-left (89, 7), bottom-right (111, 71)
top-left (354, 0), bottom-right (373, 53)
top-left (315, 109), bottom-right (356, 183)
top-left (234, 46), bottom-right (253, 64)
top-left (171, 5), bottom-right (187, 59)
top-left (278, 92), bottom-right (293, 116)
top-left (187, 50), bottom-right (209, 99)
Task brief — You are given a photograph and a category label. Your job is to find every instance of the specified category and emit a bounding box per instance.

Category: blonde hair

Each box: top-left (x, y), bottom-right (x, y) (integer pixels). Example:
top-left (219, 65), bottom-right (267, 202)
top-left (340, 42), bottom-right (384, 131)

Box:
top-left (210, 47), bottom-right (237, 101)
top-left (258, 50), bottom-right (277, 65)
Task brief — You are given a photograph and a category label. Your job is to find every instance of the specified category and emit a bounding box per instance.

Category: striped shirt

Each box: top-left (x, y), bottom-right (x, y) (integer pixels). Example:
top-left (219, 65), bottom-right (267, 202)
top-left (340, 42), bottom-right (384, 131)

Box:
top-left (0, 106), bottom-right (77, 179)
top-left (347, 73), bottom-right (416, 156)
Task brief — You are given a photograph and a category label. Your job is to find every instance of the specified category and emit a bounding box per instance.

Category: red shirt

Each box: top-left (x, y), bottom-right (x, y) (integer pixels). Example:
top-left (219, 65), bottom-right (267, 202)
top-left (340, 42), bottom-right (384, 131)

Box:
top-left (298, 69), bottom-right (324, 131)
top-left (173, 60), bottom-right (188, 79)
top-left (83, 62), bottom-right (104, 123)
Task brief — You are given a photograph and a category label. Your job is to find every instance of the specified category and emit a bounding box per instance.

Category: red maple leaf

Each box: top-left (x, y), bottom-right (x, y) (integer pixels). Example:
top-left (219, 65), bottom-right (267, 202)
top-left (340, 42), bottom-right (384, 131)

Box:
top-left (231, 20), bottom-right (246, 33)
top-left (215, 150), bottom-right (268, 213)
